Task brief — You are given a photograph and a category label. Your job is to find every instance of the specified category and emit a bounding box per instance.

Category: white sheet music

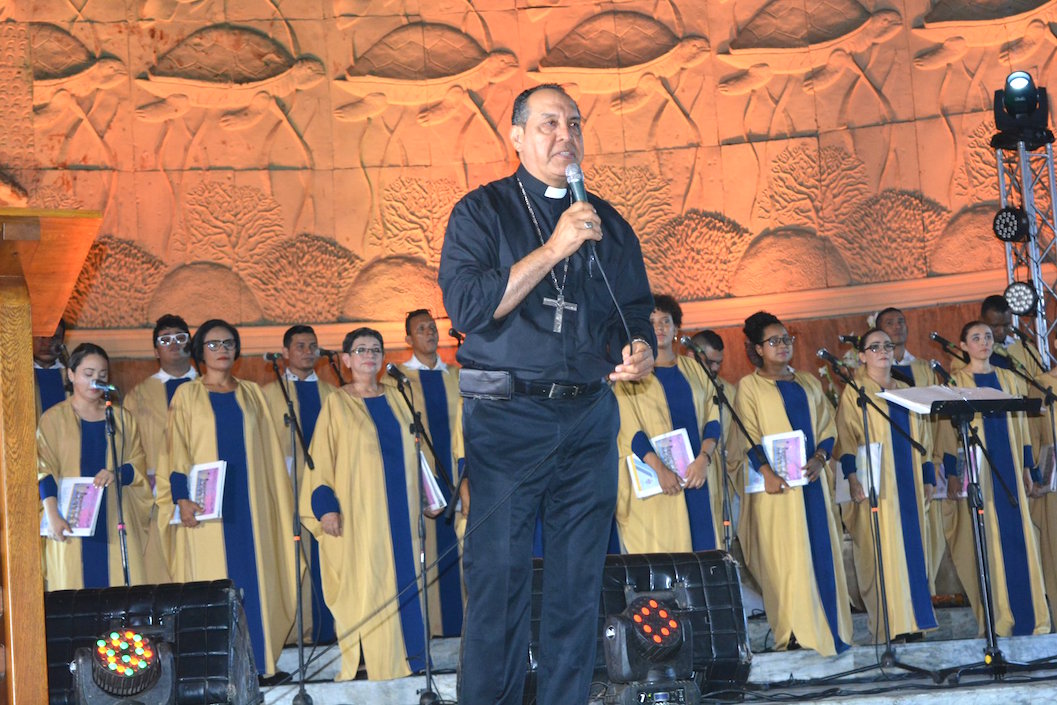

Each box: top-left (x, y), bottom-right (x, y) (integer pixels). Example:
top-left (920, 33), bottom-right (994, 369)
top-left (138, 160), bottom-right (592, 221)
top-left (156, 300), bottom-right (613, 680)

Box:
top-left (877, 385), bottom-right (1016, 415)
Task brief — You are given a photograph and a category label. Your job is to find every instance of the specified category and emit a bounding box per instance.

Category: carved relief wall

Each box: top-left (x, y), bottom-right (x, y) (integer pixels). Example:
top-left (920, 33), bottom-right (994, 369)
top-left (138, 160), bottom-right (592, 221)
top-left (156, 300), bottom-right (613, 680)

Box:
top-left (0, 0), bottom-right (1052, 341)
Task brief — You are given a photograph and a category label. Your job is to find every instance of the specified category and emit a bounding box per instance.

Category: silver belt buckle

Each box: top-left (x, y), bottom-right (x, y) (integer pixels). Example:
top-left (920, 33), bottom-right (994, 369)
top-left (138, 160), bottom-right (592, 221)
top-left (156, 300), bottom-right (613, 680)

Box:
top-left (547, 382), bottom-right (566, 399)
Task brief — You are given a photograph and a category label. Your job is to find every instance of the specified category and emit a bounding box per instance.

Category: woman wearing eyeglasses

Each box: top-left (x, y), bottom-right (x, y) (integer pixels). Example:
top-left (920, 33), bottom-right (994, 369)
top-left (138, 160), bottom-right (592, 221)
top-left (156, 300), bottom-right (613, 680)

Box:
top-left (835, 329), bottom-right (937, 643)
top-left (37, 343), bottom-right (152, 590)
top-left (938, 321), bottom-right (1050, 636)
top-left (155, 319), bottom-right (296, 683)
top-left (299, 327), bottom-right (439, 681)
top-left (730, 311), bottom-right (852, 655)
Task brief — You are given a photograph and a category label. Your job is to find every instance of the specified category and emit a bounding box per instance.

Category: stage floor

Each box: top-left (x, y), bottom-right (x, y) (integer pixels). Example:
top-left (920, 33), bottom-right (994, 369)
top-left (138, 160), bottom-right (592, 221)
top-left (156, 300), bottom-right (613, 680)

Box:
top-left (262, 606), bottom-right (1057, 704)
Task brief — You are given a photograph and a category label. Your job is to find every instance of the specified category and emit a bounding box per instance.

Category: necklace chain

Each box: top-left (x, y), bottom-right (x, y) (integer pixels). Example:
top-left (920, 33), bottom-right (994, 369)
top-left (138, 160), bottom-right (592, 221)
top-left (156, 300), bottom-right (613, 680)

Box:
top-left (516, 177), bottom-right (569, 295)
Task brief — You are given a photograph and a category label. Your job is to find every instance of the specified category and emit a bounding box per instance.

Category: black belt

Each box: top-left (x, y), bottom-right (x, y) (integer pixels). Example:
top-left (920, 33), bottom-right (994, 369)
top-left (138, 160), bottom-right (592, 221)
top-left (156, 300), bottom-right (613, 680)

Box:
top-left (513, 379), bottom-right (607, 399)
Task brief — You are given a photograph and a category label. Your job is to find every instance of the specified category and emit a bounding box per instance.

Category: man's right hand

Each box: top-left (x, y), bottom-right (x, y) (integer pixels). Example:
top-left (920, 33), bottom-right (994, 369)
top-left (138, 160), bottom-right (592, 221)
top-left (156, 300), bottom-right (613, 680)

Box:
top-left (545, 202), bottom-right (602, 262)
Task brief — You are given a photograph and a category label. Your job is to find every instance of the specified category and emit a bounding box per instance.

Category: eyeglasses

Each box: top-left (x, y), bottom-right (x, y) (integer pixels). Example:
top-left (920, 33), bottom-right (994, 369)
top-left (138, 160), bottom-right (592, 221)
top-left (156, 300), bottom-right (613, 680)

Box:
top-left (157, 333), bottom-right (190, 347)
top-left (864, 342), bottom-right (896, 353)
top-left (351, 346), bottom-right (383, 356)
top-left (762, 335), bottom-right (795, 347)
top-left (204, 339), bottom-right (236, 351)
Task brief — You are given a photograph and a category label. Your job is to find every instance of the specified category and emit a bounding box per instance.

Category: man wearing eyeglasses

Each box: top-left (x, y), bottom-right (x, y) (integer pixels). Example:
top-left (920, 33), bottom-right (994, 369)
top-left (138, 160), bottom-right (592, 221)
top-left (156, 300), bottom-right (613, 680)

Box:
top-left (123, 314), bottom-right (197, 583)
top-left (263, 324), bottom-right (337, 644)
top-left (439, 84), bottom-right (655, 705)
top-left (395, 309), bottom-right (465, 638)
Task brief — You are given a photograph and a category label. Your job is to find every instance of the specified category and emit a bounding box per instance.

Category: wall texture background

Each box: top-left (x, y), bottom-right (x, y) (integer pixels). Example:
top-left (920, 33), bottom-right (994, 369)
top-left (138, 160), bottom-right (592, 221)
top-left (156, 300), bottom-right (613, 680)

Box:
top-left (0, 0), bottom-right (1051, 350)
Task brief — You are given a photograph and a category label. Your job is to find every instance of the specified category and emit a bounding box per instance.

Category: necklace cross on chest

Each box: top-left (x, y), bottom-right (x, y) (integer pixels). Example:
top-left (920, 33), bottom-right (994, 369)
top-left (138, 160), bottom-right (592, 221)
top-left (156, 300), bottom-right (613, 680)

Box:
top-left (542, 293), bottom-right (577, 333)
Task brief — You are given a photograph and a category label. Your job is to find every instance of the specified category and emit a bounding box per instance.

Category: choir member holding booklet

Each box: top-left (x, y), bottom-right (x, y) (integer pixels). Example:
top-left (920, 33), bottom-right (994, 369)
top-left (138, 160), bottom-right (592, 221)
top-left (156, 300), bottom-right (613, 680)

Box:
top-left (730, 311), bottom-right (852, 655)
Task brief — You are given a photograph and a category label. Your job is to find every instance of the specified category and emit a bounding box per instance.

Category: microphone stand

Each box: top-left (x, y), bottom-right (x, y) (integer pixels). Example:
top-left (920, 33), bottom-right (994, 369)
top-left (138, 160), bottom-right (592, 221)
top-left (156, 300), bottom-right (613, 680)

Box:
top-left (102, 389), bottom-right (131, 587)
top-left (391, 376), bottom-right (438, 705)
top-left (322, 351), bottom-right (346, 386)
top-left (821, 359), bottom-right (934, 679)
top-left (270, 360), bottom-right (314, 705)
top-left (1011, 328), bottom-right (1046, 373)
top-left (684, 348), bottom-right (734, 552)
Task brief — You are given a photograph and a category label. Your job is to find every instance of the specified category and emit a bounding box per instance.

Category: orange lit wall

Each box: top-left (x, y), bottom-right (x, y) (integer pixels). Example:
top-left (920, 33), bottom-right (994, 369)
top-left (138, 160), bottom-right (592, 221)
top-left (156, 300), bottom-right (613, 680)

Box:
top-left (0, 0), bottom-right (1053, 357)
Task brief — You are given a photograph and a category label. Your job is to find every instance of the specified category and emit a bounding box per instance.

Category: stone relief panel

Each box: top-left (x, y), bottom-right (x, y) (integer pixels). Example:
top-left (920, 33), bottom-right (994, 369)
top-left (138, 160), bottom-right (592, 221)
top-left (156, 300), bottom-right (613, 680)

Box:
top-left (1, 0), bottom-right (1056, 333)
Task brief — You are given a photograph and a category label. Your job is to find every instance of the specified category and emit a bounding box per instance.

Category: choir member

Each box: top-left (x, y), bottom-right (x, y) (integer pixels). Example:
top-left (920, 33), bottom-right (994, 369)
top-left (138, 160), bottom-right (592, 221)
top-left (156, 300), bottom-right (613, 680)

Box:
top-left (938, 321), bottom-right (1050, 636)
top-left (263, 324), bottom-right (337, 644)
top-left (397, 309), bottom-right (464, 637)
top-left (124, 314), bottom-right (197, 583)
top-left (156, 319), bottom-right (296, 682)
top-left (835, 328), bottom-right (938, 642)
top-left (37, 343), bottom-right (151, 589)
top-left (301, 328), bottom-right (437, 681)
top-left (34, 317), bottom-right (68, 417)
top-left (1030, 363), bottom-right (1057, 625)
top-left (730, 311), bottom-right (852, 655)
top-left (613, 295), bottom-right (720, 553)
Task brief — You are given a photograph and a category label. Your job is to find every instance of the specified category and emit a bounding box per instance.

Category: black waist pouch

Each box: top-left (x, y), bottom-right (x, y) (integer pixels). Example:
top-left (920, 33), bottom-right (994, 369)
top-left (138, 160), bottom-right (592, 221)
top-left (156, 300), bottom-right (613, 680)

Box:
top-left (459, 369), bottom-right (513, 400)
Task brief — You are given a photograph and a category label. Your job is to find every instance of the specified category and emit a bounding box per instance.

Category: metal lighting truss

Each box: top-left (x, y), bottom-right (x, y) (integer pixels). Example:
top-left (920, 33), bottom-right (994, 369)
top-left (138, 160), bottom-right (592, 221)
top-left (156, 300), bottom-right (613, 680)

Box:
top-left (995, 139), bottom-right (1057, 370)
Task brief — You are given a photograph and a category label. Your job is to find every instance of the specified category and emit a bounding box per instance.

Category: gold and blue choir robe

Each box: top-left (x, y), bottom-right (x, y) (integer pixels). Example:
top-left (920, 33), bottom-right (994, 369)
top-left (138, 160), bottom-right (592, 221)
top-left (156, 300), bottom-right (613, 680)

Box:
top-left (613, 356), bottom-right (721, 553)
top-left (300, 387), bottom-right (431, 682)
top-left (890, 356), bottom-right (947, 593)
top-left (263, 374), bottom-right (338, 644)
top-left (835, 377), bottom-right (938, 639)
top-left (1032, 369), bottom-right (1057, 624)
top-left (125, 371), bottom-right (197, 583)
top-left (938, 367), bottom-right (1050, 636)
top-left (731, 369), bottom-right (853, 655)
top-left (155, 378), bottom-right (297, 676)
top-left (34, 362), bottom-right (67, 419)
top-left (393, 364), bottom-right (465, 638)
top-left (709, 376), bottom-right (739, 549)
top-left (37, 400), bottom-right (152, 590)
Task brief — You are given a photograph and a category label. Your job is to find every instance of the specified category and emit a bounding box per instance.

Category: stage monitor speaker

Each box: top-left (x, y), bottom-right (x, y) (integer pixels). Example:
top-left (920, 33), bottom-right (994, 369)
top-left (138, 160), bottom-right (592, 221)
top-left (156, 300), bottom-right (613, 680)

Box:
top-left (45, 580), bottom-right (260, 705)
top-left (524, 551), bottom-right (752, 703)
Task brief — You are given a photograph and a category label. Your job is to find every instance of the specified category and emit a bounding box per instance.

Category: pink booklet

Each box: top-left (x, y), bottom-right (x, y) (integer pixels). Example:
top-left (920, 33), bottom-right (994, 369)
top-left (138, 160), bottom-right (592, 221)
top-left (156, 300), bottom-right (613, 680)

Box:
top-left (40, 478), bottom-right (103, 538)
top-left (170, 461), bottom-right (227, 523)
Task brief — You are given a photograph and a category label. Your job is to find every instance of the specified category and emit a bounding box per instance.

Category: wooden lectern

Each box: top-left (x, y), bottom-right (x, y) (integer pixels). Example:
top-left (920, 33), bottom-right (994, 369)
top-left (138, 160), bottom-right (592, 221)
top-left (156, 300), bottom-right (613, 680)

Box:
top-left (0, 208), bottom-right (100, 704)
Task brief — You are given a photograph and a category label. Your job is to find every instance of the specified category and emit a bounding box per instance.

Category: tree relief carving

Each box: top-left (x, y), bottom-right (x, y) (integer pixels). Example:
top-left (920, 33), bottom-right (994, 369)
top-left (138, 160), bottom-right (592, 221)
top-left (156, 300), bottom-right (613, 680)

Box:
top-left (169, 181), bottom-right (286, 267)
top-left (366, 176), bottom-right (463, 269)
top-left (65, 236), bottom-right (167, 328)
top-left (642, 210), bottom-right (753, 300)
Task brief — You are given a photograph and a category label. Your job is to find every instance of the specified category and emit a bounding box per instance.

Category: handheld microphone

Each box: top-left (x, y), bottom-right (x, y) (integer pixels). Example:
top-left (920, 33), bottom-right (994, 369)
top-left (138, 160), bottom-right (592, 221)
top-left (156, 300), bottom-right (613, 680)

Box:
top-left (386, 362), bottom-right (410, 386)
top-left (838, 333), bottom-right (860, 347)
top-left (565, 162), bottom-right (588, 203)
top-left (929, 331), bottom-right (969, 362)
top-left (680, 335), bottom-right (707, 357)
top-left (929, 359), bottom-right (951, 384)
top-left (448, 328), bottom-right (464, 344)
top-left (90, 379), bottom-right (118, 393)
top-left (263, 352), bottom-right (283, 362)
top-left (317, 347), bottom-right (340, 358)
top-left (816, 348), bottom-right (844, 367)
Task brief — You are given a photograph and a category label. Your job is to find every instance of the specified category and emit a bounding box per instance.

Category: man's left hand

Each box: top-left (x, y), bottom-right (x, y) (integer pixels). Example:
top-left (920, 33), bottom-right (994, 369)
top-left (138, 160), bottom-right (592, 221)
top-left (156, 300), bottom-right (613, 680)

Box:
top-left (610, 339), bottom-right (654, 382)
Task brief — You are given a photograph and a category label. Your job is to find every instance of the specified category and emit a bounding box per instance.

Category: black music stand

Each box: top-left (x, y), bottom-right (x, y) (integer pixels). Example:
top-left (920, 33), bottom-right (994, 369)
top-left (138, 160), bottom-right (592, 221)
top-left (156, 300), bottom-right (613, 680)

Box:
top-left (930, 395), bottom-right (1041, 681)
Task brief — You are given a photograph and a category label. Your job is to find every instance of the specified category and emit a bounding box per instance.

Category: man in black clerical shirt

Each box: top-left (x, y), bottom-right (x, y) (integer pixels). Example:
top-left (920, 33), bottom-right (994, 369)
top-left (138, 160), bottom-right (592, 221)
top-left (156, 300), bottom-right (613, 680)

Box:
top-left (439, 84), bottom-right (655, 705)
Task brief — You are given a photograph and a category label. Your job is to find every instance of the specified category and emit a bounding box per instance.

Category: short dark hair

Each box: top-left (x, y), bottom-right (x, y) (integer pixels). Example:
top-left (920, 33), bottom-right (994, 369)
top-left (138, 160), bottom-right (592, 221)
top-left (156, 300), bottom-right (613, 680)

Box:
top-left (856, 327), bottom-right (887, 352)
top-left (981, 295), bottom-right (1010, 317)
top-left (404, 309), bottom-right (432, 336)
top-left (512, 83), bottom-right (575, 126)
top-left (152, 314), bottom-right (190, 348)
top-left (343, 327), bottom-right (384, 354)
top-left (691, 329), bottom-right (724, 351)
top-left (283, 324), bottom-right (316, 349)
top-left (652, 294), bottom-right (683, 328)
top-left (960, 320), bottom-right (991, 342)
top-left (874, 307), bottom-right (903, 325)
top-left (68, 342), bottom-right (109, 372)
top-left (191, 319), bottom-right (240, 365)
top-left (743, 311), bottom-right (782, 368)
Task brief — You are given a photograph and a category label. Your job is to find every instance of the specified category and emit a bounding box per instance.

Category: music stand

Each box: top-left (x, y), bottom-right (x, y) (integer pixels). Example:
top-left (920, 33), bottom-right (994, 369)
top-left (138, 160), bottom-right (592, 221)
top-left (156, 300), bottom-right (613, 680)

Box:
top-left (930, 395), bottom-right (1041, 680)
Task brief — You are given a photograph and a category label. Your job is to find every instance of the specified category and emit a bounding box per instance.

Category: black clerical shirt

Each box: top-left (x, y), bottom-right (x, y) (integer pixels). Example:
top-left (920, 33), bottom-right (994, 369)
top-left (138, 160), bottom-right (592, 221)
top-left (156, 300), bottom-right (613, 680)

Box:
top-left (439, 165), bottom-right (655, 383)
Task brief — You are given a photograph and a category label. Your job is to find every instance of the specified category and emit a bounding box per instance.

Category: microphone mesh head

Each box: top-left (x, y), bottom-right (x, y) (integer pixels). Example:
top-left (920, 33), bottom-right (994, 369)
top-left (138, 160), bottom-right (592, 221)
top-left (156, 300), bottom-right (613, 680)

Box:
top-left (565, 162), bottom-right (583, 183)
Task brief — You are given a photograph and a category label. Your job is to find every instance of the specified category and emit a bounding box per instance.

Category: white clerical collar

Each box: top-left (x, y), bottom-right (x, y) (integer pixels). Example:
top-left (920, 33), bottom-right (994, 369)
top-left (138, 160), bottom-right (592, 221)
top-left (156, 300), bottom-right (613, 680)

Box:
top-left (284, 370), bottom-right (319, 382)
top-left (153, 366), bottom-right (198, 383)
top-left (1001, 335), bottom-right (1015, 347)
top-left (893, 349), bottom-right (916, 365)
top-left (404, 354), bottom-right (448, 372)
top-left (544, 185), bottom-right (567, 199)
top-left (34, 360), bottom-right (64, 370)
